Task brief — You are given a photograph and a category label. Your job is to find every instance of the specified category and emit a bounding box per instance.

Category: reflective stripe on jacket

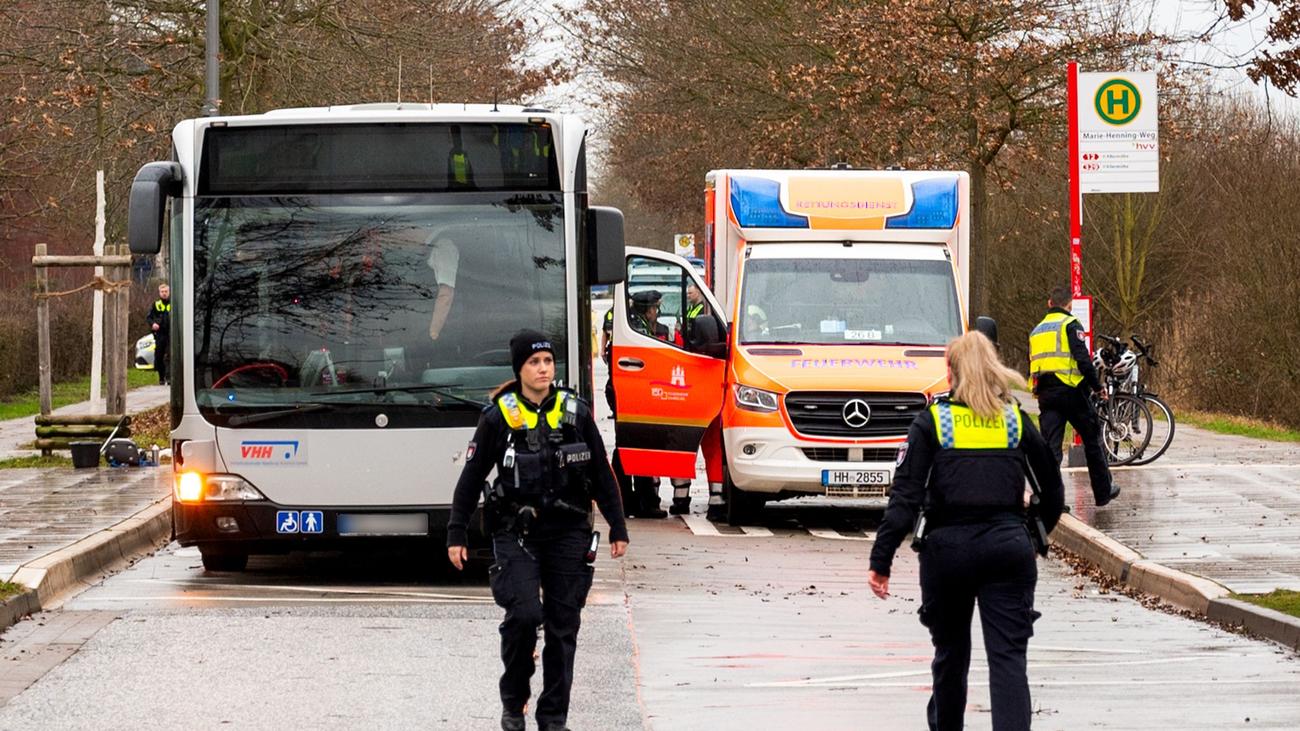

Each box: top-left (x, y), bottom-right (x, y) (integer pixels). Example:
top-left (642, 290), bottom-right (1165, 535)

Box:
top-left (1028, 312), bottom-right (1083, 388)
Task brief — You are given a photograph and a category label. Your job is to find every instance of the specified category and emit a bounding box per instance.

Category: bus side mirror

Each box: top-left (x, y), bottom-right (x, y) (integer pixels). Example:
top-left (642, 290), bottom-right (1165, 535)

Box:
top-left (973, 315), bottom-right (998, 346)
top-left (587, 206), bottom-right (625, 285)
top-left (128, 162), bottom-right (183, 256)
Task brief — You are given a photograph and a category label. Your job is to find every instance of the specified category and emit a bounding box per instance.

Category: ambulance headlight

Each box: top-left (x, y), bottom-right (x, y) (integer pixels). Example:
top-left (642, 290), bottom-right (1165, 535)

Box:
top-left (734, 384), bottom-right (780, 413)
top-left (203, 475), bottom-right (266, 502)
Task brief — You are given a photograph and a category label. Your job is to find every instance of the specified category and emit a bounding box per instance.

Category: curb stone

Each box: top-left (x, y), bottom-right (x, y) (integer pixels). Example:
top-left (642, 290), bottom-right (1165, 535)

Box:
top-left (1050, 513), bottom-right (1300, 649)
top-left (1206, 598), bottom-right (1300, 651)
top-left (1, 496), bottom-right (172, 633)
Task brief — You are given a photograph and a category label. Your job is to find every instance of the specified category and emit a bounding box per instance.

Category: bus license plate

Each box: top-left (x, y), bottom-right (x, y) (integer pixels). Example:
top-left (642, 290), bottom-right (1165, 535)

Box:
top-left (822, 469), bottom-right (890, 487)
top-left (337, 513), bottom-right (429, 536)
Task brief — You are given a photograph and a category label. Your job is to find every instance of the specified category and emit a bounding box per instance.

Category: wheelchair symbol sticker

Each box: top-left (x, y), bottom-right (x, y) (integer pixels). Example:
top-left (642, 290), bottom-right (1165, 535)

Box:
top-left (276, 511), bottom-right (299, 534)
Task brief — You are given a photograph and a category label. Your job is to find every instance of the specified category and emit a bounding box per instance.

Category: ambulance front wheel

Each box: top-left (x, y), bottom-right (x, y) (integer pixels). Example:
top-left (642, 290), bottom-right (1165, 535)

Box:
top-left (724, 467), bottom-right (766, 526)
top-left (201, 548), bottom-right (249, 572)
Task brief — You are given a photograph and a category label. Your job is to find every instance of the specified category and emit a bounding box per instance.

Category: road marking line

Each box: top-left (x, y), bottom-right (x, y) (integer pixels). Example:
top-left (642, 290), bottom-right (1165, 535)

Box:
top-left (129, 580), bottom-right (483, 598)
top-left (74, 596), bottom-right (492, 604)
top-left (807, 529), bottom-right (875, 541)
top-left (748, 653), bottom-right (1238, 687)
top-left (680, 515), bottom-right (721, 536)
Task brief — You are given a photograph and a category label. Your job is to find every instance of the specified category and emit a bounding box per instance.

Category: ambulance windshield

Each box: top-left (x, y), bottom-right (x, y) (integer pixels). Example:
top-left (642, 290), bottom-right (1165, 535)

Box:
top-left (739, 257), bottom-right (961, 346)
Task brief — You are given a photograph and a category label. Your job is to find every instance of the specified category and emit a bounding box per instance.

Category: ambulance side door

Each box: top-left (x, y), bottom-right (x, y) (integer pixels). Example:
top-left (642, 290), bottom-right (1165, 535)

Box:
top-left (611, 247), bottom-right (727, 479)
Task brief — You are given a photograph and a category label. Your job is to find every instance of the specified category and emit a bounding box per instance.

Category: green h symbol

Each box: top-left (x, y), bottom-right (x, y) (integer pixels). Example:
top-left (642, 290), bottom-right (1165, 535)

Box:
top-left (1105, 88), bottom-right (1129, 116)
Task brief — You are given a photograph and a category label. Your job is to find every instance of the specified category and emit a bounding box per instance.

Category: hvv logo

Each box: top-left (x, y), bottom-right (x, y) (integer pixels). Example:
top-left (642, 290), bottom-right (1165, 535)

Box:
top-left (235, 440), bottom-right (307, 465)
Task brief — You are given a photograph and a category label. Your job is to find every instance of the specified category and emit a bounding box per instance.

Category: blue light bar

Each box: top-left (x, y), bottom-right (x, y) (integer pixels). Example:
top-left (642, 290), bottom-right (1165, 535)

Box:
top-left (885, 177), bottom-right (959, 229)
top-left (729, 176), bottom-right (809, 228)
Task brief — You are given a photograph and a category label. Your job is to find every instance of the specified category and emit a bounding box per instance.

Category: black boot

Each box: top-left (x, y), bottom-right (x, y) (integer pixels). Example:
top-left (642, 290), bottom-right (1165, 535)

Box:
top-left (501, 710), bottom-right (525, 731)
top-left (669, 498), bottom-right (691, 515)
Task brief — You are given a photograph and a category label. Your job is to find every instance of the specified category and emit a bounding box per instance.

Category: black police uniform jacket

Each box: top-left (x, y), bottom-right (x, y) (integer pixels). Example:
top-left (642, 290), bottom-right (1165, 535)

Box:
top-left (869, 400), bottom-right (1066, 577)
top-left (446, 385), bottom-right (629, 547)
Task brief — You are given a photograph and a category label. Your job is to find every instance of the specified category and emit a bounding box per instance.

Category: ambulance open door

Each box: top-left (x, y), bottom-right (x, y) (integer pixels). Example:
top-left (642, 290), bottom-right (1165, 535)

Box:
top-left (610, 247), bottom-right (727, 479)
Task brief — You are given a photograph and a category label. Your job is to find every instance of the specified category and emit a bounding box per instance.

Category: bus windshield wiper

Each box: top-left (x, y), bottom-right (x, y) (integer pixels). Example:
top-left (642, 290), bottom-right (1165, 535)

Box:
top-left (313, 383), bottom-right (487, 409)
top-left (226, 402), bottom-right (338, 427)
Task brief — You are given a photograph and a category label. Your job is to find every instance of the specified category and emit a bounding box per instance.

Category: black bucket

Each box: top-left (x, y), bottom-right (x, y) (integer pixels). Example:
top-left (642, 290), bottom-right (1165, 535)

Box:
top-left (69, 441), bottom-right (101, 469)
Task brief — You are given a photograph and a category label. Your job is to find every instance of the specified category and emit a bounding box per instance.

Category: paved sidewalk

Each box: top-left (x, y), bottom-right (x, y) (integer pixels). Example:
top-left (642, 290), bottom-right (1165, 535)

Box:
top-left (1021, 391), bottom-right (1300, 595)
top-left (1, 386), bottom-right (172, 626)
top-left (0, 384), bottom-right (170, 459)
top-left (0, 468), bottom-right (169, 583)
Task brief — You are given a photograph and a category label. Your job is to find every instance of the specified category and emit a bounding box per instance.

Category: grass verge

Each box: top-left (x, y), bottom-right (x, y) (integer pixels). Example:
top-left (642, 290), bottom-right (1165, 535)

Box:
top-left (0, 581), bottom-right (25, 601)
top-left (1182, 411), bottom-right (1300, 443)
top-left (1232, 589), bottom-right (1300, 619)
top-left (0, 369), bottom-right (159, 421)
top-left (0, 454), bottom-right (74, 469)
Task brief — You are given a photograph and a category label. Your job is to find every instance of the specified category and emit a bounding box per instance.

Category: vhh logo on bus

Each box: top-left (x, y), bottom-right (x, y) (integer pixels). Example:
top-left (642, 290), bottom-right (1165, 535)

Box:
top-left (236, 440), bottom-right (307, 465)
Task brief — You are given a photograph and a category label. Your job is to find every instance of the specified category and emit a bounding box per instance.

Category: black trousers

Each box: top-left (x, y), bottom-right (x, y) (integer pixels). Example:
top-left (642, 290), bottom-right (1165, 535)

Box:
top-left (154, 335), bottom-right (169, 383)
top-left (1037, 386), bottom-right (1113, 504)
top-left (490, 528), bottom-right (594, 727)
top-left (605, 378), bottom-right (661, 513)
top-left (918, 522), bottom-right (1039, 731)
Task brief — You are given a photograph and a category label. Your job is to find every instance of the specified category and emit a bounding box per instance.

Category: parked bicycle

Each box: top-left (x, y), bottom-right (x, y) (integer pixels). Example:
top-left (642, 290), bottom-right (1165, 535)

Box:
top-left (1095, 334), bottom-right (1175, 465)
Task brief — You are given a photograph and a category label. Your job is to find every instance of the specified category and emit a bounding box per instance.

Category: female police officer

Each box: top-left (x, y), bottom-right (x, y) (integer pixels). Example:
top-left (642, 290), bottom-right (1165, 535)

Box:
top-left (446, 330), bottom-right (628, 731)
top-left (868, 331), bottom-right (1064, 731)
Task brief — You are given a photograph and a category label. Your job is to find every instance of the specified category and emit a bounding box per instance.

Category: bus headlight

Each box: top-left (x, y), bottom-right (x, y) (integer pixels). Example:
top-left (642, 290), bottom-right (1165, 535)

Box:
top-left (734, 384), bottom-right (780, 413)
top-left (204, 475), bottom-right (266, 502)
top-left (176, 472), bottom-right (203, 502)
top-left (175, 472), bottom-right (265, 503)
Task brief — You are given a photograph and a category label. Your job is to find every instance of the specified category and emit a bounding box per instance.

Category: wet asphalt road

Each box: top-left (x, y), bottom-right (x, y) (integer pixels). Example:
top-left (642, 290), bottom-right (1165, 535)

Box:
top-left (2, 503), bottom-right (1299, 730)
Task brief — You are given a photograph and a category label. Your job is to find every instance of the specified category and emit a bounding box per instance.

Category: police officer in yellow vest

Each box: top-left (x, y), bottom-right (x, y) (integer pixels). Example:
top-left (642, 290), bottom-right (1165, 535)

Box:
top-left (1029, 287), bottom-right (1119, 507)
top-left (447, 330), bottom-right (628, 731)
top-left (146, 282), bottom-right (171, 385)
top-left (870, 332), bottom-right (1064, 731)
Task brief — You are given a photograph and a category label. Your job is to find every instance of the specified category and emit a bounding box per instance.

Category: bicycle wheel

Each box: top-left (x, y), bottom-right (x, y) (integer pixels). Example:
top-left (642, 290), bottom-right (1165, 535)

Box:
top-left (1100, 393), bottom-right (1153, 466)
top-left (1130, 394), bottom-right (1175, 466)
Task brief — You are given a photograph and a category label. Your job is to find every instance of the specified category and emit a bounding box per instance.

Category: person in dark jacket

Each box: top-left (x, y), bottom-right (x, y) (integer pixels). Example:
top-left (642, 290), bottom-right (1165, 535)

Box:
top-left (1029, 286), bottom-right (1118, 506)
top-left (869, 331), bottom-right (1065, 731)
top-left (146, 282), bottom-right (171, 385)
top-left (446, 330), bottom-right (628, 731)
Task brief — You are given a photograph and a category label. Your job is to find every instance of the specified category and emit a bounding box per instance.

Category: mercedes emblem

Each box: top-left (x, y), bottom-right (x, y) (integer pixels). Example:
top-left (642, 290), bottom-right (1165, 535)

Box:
top-left (841, 398), bottom-right (872, 428)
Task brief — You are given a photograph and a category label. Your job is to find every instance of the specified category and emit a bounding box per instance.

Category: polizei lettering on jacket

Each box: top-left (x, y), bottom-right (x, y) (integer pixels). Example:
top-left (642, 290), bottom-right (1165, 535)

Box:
top-left (789, 358), bottom-right (919, 369)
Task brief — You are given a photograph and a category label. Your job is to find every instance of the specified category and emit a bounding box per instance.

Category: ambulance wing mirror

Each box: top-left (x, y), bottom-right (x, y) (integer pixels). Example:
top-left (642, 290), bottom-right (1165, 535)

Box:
top-left (128, 162), bottom-right (183, 256)
top-left (973, 316), bottom-right (999, 346)
top-left (587, 206), bottom-right (625, 285)
top-left (692, 314), bottom-right (728, 359)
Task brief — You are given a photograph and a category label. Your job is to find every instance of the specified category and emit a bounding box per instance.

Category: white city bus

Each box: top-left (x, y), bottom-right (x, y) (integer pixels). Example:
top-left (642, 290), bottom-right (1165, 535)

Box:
top-left (128, 104), bottom-right (624, 570)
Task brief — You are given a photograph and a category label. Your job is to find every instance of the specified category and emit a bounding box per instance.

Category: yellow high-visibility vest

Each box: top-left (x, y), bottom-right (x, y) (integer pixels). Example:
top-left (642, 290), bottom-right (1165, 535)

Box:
top-left (930, 401), bottom-right (1023, 450)
top-left (1028, 312), bottom-right (1083, 388)
top-left (498, 391), bottom-right (567, 430)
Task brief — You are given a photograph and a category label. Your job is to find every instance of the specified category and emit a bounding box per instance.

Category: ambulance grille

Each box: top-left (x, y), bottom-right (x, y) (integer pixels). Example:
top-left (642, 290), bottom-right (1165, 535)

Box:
top-left (801, 447), bottom-right (901, 462)
top-left (784, 392), bottom-right (927, 438)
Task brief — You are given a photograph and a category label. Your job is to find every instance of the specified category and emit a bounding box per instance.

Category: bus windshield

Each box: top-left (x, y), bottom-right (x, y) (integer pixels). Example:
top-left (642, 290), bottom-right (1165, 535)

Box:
top-left (738, 257), bottom-right (960, 346)
top-left (192, 193), bottom-right (566, 425)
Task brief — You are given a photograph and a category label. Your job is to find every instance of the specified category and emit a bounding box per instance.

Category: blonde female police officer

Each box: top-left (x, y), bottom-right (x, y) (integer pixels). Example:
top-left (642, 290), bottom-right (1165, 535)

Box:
top-left (447, 330), bottom-right (629, 731)
top-left (868, 331), bottom-right (1064, 731)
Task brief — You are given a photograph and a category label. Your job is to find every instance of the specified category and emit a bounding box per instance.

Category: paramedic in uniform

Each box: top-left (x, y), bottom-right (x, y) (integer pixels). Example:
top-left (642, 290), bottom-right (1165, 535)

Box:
top-left (446, 330), bottom-right (628, 731)
top-left (868, 331), bottom-right (1064, 731)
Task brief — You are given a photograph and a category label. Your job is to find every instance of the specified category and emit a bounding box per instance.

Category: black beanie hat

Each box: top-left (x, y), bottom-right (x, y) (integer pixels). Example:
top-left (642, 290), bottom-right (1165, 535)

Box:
top-left (510, 329), bottom-right (554, 377)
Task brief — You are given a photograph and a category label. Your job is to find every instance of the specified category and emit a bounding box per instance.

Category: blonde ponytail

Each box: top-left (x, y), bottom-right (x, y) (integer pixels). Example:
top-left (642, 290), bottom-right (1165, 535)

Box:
top-left (946, 332), bottom-right (1025, 418)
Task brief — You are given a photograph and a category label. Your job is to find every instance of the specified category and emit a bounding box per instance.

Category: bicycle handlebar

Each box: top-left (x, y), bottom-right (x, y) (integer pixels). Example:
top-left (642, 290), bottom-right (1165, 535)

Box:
top-left (1129, 334), bottom-right (1158, 366)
